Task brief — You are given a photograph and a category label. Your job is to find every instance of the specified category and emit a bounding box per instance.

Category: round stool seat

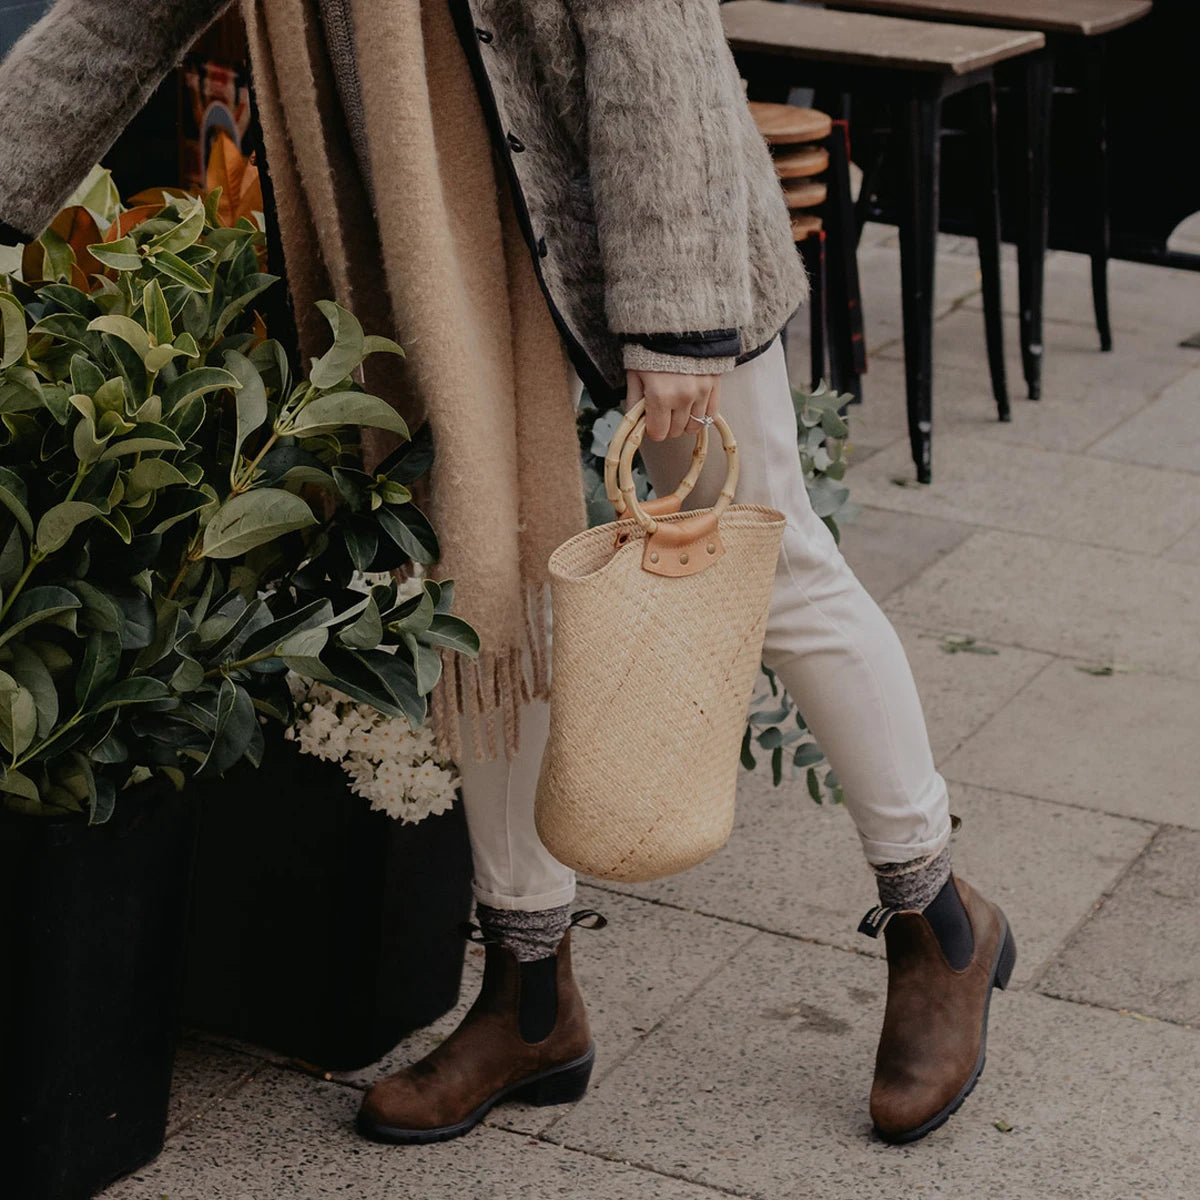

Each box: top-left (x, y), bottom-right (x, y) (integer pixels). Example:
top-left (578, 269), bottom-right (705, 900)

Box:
top-left (749, 102), bottom-right (834, 145)
top-left (773, 145), bottom-right (830, 179)
top-left (783, 179), bottom-right (827, 210)
top-left (790, 213), bottom-right (823, 242)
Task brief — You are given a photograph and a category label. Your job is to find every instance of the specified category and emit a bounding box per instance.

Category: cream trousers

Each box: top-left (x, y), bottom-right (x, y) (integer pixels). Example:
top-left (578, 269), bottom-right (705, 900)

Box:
top-left (458, 338), bottom-right (952, 911)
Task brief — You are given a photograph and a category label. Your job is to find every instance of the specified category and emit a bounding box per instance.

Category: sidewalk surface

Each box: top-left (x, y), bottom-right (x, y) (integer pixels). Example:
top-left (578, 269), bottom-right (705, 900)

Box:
top-left (103, 227), bottom-right (1200, 1200)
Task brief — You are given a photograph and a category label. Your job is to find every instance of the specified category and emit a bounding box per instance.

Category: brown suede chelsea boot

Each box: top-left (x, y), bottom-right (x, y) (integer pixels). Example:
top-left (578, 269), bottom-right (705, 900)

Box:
top-left (356, 924), bottom-right (596, 1144)
top-left (860, 876), bottom-right (1016, 1144)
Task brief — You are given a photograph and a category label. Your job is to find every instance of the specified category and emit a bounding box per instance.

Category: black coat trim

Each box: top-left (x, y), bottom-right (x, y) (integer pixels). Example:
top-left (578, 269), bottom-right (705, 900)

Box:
top-left (0, 218), bottom-right (32, 245)
top-left (447, 1), bottom-right (789, 397)
top-left (448, 0), bottom-right (618, 403)
top-left (626, 328), bottom-right (741, 359)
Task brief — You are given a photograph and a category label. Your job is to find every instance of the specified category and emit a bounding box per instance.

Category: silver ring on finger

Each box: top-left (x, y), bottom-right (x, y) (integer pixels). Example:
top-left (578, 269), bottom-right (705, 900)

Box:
top-left (687, 413), bottom-right (714, 428)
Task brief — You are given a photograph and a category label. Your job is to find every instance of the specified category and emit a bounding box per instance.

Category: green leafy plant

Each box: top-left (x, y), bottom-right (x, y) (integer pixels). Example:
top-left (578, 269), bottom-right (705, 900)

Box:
top-left (0, 186), bottom-right (476, 822)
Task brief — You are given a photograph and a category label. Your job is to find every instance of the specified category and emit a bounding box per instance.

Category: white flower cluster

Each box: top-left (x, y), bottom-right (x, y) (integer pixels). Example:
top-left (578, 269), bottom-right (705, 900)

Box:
top-left (285, 676), bottom-right (459, 825)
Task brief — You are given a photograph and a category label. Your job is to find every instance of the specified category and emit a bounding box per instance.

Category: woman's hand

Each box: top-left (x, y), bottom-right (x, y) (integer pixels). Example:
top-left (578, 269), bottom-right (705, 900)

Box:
top-left (627, 369), bottom-right (722, 441)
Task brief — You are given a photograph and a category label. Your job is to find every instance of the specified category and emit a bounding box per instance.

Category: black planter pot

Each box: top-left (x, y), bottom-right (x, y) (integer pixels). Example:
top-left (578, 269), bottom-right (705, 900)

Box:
top-left (0, 786), bottom-right (200, 1200)
top-left (183, 735), bottom-right (473, 1071)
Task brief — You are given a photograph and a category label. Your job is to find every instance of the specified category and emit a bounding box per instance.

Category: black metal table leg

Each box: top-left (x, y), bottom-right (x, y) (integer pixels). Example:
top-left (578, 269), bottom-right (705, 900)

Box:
top-left (896, 91), bottom-right (942, 484)
top-left (799, 232), bottom-right (828, 389)
top-left (1085, 39), bottom-right (1113, 352)
top-left (825, 117), bottom-right (867, 404)
top-left (1014, 50), bottom-right (1053, 399)
top-left (971, 76), bottom-right (1009, 422)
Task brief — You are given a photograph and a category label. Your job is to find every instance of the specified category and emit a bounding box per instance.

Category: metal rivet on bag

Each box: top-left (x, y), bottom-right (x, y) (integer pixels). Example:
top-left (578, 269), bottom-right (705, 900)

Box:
top-left (649, 551), bottom-right (660, 563)
top-left (707, 543), bottom-right (716, 554)
top-left (679, 552), bottom-right (689, 565)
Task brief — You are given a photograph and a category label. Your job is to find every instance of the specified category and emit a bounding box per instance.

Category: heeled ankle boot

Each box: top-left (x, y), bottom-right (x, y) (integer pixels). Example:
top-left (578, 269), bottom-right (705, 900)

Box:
top-left (356, 923), bottom-right (596, 1144)
top-left (860, 876), bottom-right (1017, 1144)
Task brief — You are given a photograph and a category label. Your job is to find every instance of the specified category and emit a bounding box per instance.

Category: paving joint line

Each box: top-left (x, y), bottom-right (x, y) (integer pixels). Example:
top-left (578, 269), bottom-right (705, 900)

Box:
top-left (532, 924), bottom-right (763, 1137)
top-left (1077, 359), bottom-right (1200, 456)
top-left (884, 618), bottom-right (1200, 691)
top-left (1032, 983), bottom-right (1198, 1034)
top-left (525, 1129), bottom-right (759, 1199)
top-left (927, 652), bottom-right (1061, 768)
top-left (937, 775), bottom-right (1185, 833)
top-left (1023, 823), bottom-right (1166, 995)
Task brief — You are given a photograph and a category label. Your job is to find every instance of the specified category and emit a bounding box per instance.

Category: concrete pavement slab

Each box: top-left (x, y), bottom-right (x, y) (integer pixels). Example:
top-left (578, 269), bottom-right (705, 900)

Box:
top-left (167, 1039), bottom-right (261, 1136)
top-left (849, 433), bottom-right (1200, 554)
top-left (854, 240), bottom-right (986, 357)
top-left (1163, 521), bottom-right (1200, 564)
top-left (102, 1068), bottom-right (735, 1200)
top-left (943, 659), bottom-right (1200, 828)
top-left (884, 530), bottom-right (1200, 682)
top-left (599, 777), bottom-right (1149, 988)
top-left (837, 507), bottom-right (976, 602)
top-left (1088, 367), bottom-right (1200, 474)
top-left (879, 305), bottom-right (1197, 440)
top-left (549, 933), bottom-right (1200, 1200)
top-left (844, 352), bottom-right (1155, 458)
top-left (963, 248), bottom-right (1200, 344)
top-left (1041, 827), bottom-right (1200, 1027)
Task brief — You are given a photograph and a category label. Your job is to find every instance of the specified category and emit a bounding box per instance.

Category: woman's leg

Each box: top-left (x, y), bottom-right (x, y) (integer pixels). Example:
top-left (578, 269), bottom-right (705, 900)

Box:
top-left (636, 338), bottom-right (951, 873)
top-left (456, 695), bottom-right (577, 958)
top-left (636, 338), bottom-right (1015, 1144)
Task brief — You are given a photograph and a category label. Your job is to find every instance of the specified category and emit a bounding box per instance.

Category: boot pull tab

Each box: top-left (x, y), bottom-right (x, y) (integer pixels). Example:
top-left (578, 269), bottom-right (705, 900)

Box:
top-left (857, 905), bottom-right (898, 939)
top-left (569, 910), bottom-right (608, 931)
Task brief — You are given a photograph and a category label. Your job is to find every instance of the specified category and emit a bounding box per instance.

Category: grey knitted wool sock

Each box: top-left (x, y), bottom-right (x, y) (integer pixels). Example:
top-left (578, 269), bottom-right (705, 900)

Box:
top-left (475, 903), bottom-right (572, 963)
top-left (874, 845), bottom-right (953, 911)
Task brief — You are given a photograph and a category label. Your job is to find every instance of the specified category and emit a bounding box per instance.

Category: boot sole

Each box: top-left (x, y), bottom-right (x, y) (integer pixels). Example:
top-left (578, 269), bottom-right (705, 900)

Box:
top-left (355, 1046), bottom-right (596, 1146)
top-left (875, 919), bottom-right (1018, 1146)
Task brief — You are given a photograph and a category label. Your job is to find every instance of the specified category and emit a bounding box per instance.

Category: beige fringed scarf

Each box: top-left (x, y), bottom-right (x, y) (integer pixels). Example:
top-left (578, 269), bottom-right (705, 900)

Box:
top-left (241, 0), bottom-right (585, 760)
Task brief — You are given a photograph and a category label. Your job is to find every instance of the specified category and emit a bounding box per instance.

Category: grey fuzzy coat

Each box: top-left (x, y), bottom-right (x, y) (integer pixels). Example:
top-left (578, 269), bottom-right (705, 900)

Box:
top-left (0, 0), bottom-right (805, 393)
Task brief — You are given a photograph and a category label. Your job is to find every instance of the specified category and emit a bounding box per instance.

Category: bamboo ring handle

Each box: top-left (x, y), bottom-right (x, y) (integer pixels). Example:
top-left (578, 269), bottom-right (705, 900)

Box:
top-left (604, 401), bottom-right (708, 519)
top-left (610, 404), bottom-right (740, 536)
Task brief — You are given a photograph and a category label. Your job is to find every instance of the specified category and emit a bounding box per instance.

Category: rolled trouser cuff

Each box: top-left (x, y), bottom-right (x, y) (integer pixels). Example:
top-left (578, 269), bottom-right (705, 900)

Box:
top-left (471, 877), bottom-right (577, 913)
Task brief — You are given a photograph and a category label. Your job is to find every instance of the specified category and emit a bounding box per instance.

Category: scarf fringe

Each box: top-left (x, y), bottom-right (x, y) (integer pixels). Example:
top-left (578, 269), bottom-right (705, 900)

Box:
top-left (431, 583), bottom-right (552, 764)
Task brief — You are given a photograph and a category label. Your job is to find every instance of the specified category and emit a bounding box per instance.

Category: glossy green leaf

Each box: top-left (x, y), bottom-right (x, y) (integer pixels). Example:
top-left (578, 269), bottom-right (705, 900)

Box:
top-left (87, 314), bottom-right (150, 359)
top-left (0, 292), bottom-right (27, 370)
top-left (90, 676), bottom-right (173, 713)
top-left (338, 594), bottom-right (383, 650)
top-left (308, 300), bottom-right (365, 388)
top-left (76, 630), bottom-right (123, 707)
top-left (420, 613), bottom-right (480, 657)
top-left (0, 466), bottom-right (32, 537)
top-left (0, 668), bottom-right (37, 758)
top-left (97, 422), bottom-right (184, 461)
top-left (224, 350), bottom-right (268, 466)
top-left (88, 236), bottom-right (142, 271)
top-left (35, 501), bottom-right (105, 554)
top-left (286, 391), bottom-right (408, 439)
top-left (376, 505), bottom-right (439, 565)
top-left (151, 249), bottom-right (211, 292)
top-left (142, 279), bottom-right (173, 346)
top-left (201, 489), bottom-right (316, 559)
top-left (162, 366), bottom-right (239, 412)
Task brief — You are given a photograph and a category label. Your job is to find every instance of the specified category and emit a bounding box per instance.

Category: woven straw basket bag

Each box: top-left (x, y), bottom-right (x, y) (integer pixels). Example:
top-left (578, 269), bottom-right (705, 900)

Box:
top-left (534, 402), bottom-right (785, 883)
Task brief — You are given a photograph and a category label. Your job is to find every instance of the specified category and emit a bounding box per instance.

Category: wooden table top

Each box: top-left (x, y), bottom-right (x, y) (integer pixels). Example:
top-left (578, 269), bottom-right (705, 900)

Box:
top-left (824, 0), bottom-right (1153, 38)
top-left (722, 1), bottom-right (1045, 75)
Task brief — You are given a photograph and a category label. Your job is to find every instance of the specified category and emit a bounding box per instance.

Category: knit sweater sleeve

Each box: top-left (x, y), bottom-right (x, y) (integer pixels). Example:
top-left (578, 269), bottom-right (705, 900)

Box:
top-left (0, 0), bottom-right (232, 238)
top-left (563, 0), bottom-right (753, 346)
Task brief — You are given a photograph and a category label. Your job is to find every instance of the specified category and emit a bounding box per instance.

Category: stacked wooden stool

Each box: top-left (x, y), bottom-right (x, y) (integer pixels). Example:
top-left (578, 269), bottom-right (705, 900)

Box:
top-left (749, 101), bottom-right (866, 401)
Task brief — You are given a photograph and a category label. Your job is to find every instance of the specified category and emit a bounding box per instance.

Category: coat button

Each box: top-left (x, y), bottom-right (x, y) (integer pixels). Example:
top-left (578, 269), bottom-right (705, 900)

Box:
top-left (507, 132), bottom-right (526, 153)
top-left (537, 236), bottom-right (548, 258)
top-left (476, 28), bottom-right (493, 42)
